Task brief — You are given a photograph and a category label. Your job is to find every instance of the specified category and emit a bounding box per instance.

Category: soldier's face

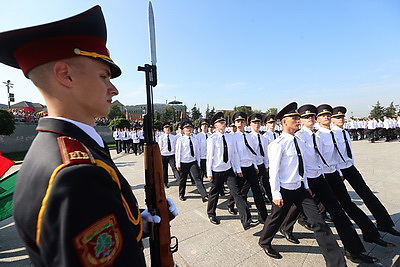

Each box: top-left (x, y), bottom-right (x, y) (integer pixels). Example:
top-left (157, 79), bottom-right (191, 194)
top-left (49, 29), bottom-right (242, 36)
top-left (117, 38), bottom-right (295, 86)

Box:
top-left (300, 115), bottom-right (315, 129)
top-left (235, 120), bottom-right (245, 131)
top-left (251, 121), bottom-right (261, 132)
top-left (214, 121), bottom-right (226, 133)
top-left (201, 124), bottom-right (208, 132)
top-left (282, 116), bottom-right (301, 131)
top-left (164, 127), bottom-right (171, 134)
top-left (317, 114), bottom-right (331, 127)
top-left (332, 117), bottom-right (345, 127)
top-left (183, 127), bottom-right (192, 135)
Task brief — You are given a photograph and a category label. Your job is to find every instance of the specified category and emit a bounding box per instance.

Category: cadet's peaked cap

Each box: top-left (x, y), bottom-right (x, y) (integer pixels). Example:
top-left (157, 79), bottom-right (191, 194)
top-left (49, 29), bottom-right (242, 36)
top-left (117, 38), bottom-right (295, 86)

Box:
top-left (332, 106), bottom-right (347, 118)
top-left (0, 6), bottom-right (121, 78)
top-left (163, 122), bottom-right (172, 128)
top-left (276, 102), bottom-right (299, 120)
top-left (265, 114), bottom-right (276, 123)
top-left (316, 104), bottom-right (333, 117)
top-left (230, 123), bottom-right (236, 127)
top-left (248, 113), bottom-right (262, 123)
top-left (210, 112), bottom-right (225, 125)
top-left (180, 120), bottom-right (193, 129)
top-left (200, 118), bottom-right (210, 125)
top-left (298, 104), bottom-right (317, 118)
top-left (232, 111), bottom-right (247, 122)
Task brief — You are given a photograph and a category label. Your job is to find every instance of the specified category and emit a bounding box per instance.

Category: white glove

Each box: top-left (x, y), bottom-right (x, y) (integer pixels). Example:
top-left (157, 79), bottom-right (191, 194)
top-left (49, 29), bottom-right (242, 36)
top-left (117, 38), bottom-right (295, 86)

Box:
top-left (141, 209), bottom-right (161, 234)
top-left (166, 197), bottom-right (178, 216)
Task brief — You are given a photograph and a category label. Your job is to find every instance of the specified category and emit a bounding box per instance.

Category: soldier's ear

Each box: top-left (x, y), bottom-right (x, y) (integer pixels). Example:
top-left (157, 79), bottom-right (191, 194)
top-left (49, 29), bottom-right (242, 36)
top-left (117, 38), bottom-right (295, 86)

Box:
top-left (53, 61), bottom-right (74, 87)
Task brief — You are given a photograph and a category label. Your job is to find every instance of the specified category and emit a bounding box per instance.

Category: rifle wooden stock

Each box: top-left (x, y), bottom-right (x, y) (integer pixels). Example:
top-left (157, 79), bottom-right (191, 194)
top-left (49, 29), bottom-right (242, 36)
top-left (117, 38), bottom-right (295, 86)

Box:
top-left (144, 143), bottom-right (174, 267)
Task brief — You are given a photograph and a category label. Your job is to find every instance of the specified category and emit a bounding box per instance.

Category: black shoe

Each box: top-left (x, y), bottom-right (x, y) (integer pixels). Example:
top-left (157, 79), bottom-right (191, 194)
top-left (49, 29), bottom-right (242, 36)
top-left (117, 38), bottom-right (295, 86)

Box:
top-left (165, 184), bottom-right (170, 188)
top-left (377, 226), bottom-right (400, 237)
top-left (243, 220), bottom-right (260, 230)
top-left (179, 196), bottom-right (187, 201)
top-left (345, 251), bottom-right (379, 263)
top-left (369, 237), bottom-right (396, 248)
top-left (202, 196), bottom-right (208, 203)
top-left (209, 215), bottom-right (220, 225)
top-left (259, 244), bottom-right (282, 259)
top-left (279, 229), bottom-right (300, 244)
top-left (228, 206), bottom-right (238, 215)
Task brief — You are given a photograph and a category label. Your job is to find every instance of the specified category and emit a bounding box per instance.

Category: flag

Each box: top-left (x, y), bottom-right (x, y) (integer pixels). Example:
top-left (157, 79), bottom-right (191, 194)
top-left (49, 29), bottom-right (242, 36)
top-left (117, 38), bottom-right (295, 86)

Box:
top-left (0, 171), bottom-right (18, 221)
top-left (0, 154), bottom-right (14, 178)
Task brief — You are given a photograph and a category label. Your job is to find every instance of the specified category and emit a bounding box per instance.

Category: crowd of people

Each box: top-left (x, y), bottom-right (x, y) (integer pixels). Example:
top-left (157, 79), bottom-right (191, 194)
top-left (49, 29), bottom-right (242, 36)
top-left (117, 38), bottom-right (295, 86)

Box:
top-left (143, 103), bottom-right (400, 265)
top-left (8, 109), bottom-right (47, 123)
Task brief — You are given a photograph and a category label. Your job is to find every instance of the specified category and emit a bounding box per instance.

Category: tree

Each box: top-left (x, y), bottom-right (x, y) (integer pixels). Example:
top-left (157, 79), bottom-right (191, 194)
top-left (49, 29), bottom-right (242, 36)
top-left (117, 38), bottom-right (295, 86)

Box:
top-left (384, 101), bottom-right (397, 117)
top-left (107, 104), bottom-right (125, 120)
top-left (234, 106), bottom-right (252, 116)
top-left (265, 107), bottom-right (278, 115)
top-left (0, 110), bottom-right (15, 136)
top-left (108, 118), bottom-right (131, 130)
top-left (208, 107), bottom-right (216, 120)
top-left (205, 104), bottom-right (210, 119)
top-left (369, 101), bottom-right (385, 118)
top-left (161, 106), bottom-right (175, 123)
top-left (190, 104), bottom-right (202, 121)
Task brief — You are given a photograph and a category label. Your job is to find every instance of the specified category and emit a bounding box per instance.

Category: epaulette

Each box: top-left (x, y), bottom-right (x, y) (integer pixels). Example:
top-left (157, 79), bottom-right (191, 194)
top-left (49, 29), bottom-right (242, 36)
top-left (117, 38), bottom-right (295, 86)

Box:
top-left (275, 135), bottom-right (284, 143)
top-left (57, 136), bottom-right (96, 166)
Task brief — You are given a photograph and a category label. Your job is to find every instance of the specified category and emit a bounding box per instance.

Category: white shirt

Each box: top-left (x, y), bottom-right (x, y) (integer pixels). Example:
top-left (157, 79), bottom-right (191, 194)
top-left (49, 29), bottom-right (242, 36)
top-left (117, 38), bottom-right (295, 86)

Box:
top-left (47, 116), bottom-right (104, 148)
top-left (233, 131), bottom-right (258, 169)
top-left (331, 126), bottom-right (354, 169)
top-left (206, 131), bottom-right (240, 177)
top-left (315, 127), bottom-right (342, 174)
top-left (131, 131), bottom-right (140, 144)
top-left (264, 130), bottom-right (279, 144)
top-left (197, 132), bottom-right (210, 159)
top-left (175, 134), bottom-right (200, 168)
top-left (158, 133), bottom-right (177, 156)
top-left (250, 131), bottom-right (269, 167)
top-left (268, 131), bottom-right (308, 200)
top-left (295, 128), bottom-right (324, 179)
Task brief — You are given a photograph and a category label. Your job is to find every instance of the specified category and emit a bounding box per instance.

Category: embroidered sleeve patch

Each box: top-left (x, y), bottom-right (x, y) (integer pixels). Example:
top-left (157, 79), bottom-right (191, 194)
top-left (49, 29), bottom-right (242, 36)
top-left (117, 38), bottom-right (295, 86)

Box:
top-left (57, 136), bottom-right (96, 166)
top-left (73, 214), bottom-right (123, 266)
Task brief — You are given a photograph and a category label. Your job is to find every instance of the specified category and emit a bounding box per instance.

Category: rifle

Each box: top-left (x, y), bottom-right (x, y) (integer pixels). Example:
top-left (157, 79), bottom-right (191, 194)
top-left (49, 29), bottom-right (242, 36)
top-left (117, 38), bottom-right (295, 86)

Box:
top-left (138, 2), bottom-right (177, 267)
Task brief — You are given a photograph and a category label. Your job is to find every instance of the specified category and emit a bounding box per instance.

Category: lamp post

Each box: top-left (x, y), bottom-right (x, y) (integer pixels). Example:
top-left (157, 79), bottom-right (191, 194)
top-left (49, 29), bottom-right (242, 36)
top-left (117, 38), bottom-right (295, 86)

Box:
top-left (3, 80), bottom-right (14, 109)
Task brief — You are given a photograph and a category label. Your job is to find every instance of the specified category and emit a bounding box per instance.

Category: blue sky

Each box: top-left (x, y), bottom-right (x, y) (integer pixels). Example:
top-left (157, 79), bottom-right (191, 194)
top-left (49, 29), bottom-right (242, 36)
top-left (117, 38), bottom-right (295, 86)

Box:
top-left (1, 0), bottom-right (399, 117)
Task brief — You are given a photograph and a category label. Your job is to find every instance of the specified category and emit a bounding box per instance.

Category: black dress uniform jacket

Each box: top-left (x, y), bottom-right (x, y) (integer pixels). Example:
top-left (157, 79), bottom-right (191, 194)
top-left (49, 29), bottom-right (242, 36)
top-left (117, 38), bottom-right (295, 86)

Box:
top-left (13, 118), bottom-right (145, 266)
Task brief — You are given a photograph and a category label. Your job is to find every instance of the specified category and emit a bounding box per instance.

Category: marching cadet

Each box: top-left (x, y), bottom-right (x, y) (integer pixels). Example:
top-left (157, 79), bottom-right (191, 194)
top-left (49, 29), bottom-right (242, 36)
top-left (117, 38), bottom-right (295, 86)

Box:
top-left (1, 6), bottom-right (177, 266)
top-left (121, 127), bottom-right (131, 153)
top-left (158, 123), bottom-right (181, 188)
top-left (206, 112), bottom-right (257, 230)
top-left (331, 106), bottom-right (400, 237)
top-left (249, 113), bottom-right (272, 203)
top-left (227, 112), bottom-right (268, 223)
top-left (316, 104), bottom-right (395, 247)
top-left (263, 114), bottom-right (279, 144)
top-left (280, 104), bottom-right (378, 263)
top-left (131, 128), bottom-right (141, 156)
top-left (113, 128), bottom-right (122, 153)
top-left (197, 118), bottom-right (211, 180)
top-left (175, 120), bottom-right (208, 202)
top-left (258, 102), bottom-right (345, 266)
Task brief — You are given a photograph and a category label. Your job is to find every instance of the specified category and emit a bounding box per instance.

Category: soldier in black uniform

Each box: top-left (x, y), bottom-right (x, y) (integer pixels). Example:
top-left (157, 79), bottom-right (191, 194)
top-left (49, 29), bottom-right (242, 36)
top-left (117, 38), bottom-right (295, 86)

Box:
top-left (0, 6), bottom-right (177, 266)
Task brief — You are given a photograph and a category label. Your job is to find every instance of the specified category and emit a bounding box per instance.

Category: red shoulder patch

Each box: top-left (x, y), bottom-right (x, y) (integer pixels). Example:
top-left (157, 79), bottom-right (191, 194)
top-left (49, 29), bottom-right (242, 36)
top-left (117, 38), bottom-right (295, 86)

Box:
top-left (57, 136), bottom-right (96, 166)
top-left (73, 214), bottom-right (123, 266)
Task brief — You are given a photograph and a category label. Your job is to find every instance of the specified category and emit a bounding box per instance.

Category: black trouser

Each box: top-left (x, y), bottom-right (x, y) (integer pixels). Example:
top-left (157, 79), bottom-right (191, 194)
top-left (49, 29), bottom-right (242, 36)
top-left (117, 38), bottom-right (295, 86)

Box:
top-left (341, 165), bottom-right (394, 229)
top-left (281, 175), bottom-right (366, 255)
top-left (227, 166), bottom-right (268, 222)
top-left (257, 163), bottom-right (272, 202)
top-left (179, 161), bottom-right (207, 199)
top-left (115, 140), bottom-right (122, 153)
top-left (132, 142), bottom-right (140, 155)
top-left (161, 155), bottom-right (180, 186)
top-left (126, 139), bottom-right (132, 153)
top-left (207, 168), bottom-right (251, 226)
top-left (122, 140), bottom-right (129, 153)
top-left (259, 186), bottom-right (345, 267)
top-left (200, 158), bottom-right (207, 179)
top-left (324, 171), bottom-right (381, 242)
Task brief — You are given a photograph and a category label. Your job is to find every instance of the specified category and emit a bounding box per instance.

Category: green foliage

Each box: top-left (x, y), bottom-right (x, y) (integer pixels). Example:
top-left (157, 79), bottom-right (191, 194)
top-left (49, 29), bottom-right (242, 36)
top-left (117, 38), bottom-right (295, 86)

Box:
top-left (0, 110), bottom-right (15, 136)
top-left (384, 101), bottom-right (397, 117)
top-left (369, 101), bottom-right (385, 118)
top-left (234, 106), bottom-right (252, 116)
top-left (265, 107), bottom-right (278, 115)
top-left (108, 118), bottom-right (131, 130)
top-left (107, 104), bottom-right (125, 120)
top-left (161, 106), bottom-right (175, 123)
top-left (190, 104), bottom-right (202, 121)
top-left (208, 107), bottom-right (216, 120)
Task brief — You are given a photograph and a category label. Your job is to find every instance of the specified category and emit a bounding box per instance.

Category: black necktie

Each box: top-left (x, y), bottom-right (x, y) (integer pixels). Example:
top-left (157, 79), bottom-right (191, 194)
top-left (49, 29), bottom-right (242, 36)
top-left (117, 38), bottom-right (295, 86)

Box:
top-left (258, 134), bottom-right (265, 157)
top-left (205, 133), bottom-right (208, 139)
top-left (273, 132), bottom-right (277, 139)
top-left (243, 133), bottom-right (256, 155)
top-left (342, 130), bottom-right (353, 159)
top-left (222, 135), bottom-right (228, 163)
top-left (312, 133), bottom-right (329, 166)
top-left (293, 137), bottom-right (304, 177)
top-left (189, 137), bottom-right (194, 157)
top-left (167, 134), bottom-right (171, 151)
top-left (330, 131), bottom-right (345, 162)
